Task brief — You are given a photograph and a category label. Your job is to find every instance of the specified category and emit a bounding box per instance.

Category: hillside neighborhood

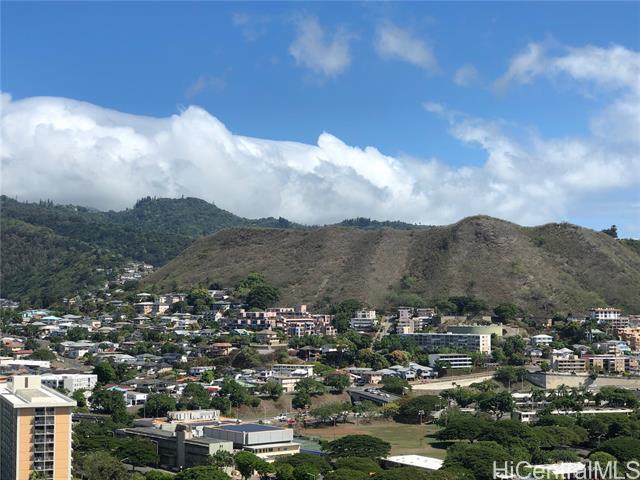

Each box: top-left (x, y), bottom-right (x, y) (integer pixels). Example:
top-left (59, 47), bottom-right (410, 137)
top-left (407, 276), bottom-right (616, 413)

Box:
top-left (1, 268), bottom-right (639, 480)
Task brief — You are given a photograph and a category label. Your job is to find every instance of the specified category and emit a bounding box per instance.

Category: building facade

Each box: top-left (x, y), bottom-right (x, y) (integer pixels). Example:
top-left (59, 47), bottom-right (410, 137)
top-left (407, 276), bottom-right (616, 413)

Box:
top-left (0, 376), bottom-right (76, 480)
top-left (402, 332), bottom-right (491, 354)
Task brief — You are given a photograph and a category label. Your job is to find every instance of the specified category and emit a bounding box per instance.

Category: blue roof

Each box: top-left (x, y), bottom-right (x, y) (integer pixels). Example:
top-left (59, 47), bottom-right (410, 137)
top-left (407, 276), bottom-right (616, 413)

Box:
top-left (220, 423), bottom-right (283, 433)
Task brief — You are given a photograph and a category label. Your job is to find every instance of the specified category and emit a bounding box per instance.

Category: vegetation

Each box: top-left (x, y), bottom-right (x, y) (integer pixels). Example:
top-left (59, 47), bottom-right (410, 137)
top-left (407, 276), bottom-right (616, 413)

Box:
top-left (145, 215), bottom-right (640, 313)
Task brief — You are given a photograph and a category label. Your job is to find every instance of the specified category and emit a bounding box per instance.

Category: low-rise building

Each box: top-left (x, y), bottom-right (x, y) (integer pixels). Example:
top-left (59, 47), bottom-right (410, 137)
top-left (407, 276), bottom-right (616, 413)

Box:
top-left (116, 425), bottom-right (233, 470)
top-left (350, 310), bottom-right (377, 331)
top-left (530, 334), bottom-right (553, 346)
top-left (202, 423), bottom-right (300, 459)
top-left (402, 332), bottom-right (491, 354)
top-left (428, 353), bottom-right (473, 369)
top-left (40, 373), bottom-right (98, 393)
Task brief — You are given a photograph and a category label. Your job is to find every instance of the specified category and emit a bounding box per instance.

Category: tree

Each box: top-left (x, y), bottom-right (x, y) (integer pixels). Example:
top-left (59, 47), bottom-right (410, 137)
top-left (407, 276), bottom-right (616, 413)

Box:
top-left (330, 299), bottom-right (362, 333)
top-left (235, 272), bottom-right (267, 298)
top-left (246, 285), bottom-right (280, 309)
top-left (144, 473), bottom-right (174, 480)
top-left (179, 383), bottom-right (210, 410)
top-left (115, 438), bottom-right (159, 467)
top-left (441, 387), bottom-right (477, 408)
top-left (333, 457), bottom-right (382, 475)
top-left (80, 451), bottom-right (130, 480)
top-left (29, 472), bottom-right (48, 480)
top-left (219, 378), bottom-right (254, 407)
top-left (277, 453), bottom-right (331, 474)
top-left (437, 414), bottom-right (489, 442)
top-left (94, 361), bottom-right (118, 384)
top-left (376, 468), bottom-right (461, 480)
top-left (175, 466), bottom-right (230, 480)
top-left (234, 451), bottom-right (268, 480)
top-left (600, 436), bottom-right (640, 463)
top-left (201, 370), bottom-right (215, 384)
top-left (208, 449), bottom-right (234, 469)
top-left (231, 348), bottom-right (262, 369)
top-left (381, 376), bottom-right (410, 395)
top-left (477, 391), bottom-right (514, 419)
top-left (444, 441), bottom-right (511, 480)
top-left (395, 395), bottom-right (443, 423)
top-left (601, 225), bottom-right (618, 238)
top-left (292, 390), bottom-right (311, 409)
top-left (143, 393), bottom-right (176, 418)
top-left (493, 303), bottom-right (520, 323)
top-left (72, 389), bottom-right (88, 410)
top-left (260, 381), bottom-right (284, 400)
top-left (324, 373), bottom-right (351, 393)
top-left (323, 435), bottom-right (391, 459)
top-left (90, 389), bottom-right (130, 424)
top-left (295, 378), bottom-right (327, 396)
top-left (595, 386), bottom-right (638, 408)
top-left (356, 349), bottom-right (389, 370)
top-left (324, 469), bottom-right (369, 480)
top-left (29, 348), bottom-right (56, 361)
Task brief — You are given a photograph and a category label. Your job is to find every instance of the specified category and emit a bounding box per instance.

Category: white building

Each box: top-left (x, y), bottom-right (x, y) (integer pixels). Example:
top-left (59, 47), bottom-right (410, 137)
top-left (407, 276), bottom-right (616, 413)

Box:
top-left (530, 334), bottom-right (553, 346)
top-left (40, 373), bottom-right (98, 393)
top-left (428, 353), bottom-right (473, 369)
top-left (350, 310), bottom-right (377, 331)
top-left (590, 307), bottom-right (621, 321)
top-left (402, 332), bottom-right (491, 354)
top-left (271, 364), bottom-right (314, 377)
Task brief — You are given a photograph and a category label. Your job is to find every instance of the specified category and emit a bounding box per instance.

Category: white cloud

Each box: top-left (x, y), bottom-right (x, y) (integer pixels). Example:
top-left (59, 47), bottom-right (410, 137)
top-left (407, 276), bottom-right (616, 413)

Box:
top-left (495, 42), bottom-right (640, 93)
top-left (453, 64), bottom-right (478, 86)
top-left (1, 56), bottom-right (638, 229)
top-left (232, 12), bottom-right (272, 42)
top-left (494, 42), bottom-right (547, 91)
top-left (185, 75), bottom-right (226, 99)
top-left (374, 21), bottom-right (437, 72)
top-left (288, 16), bottom-right (354, 78)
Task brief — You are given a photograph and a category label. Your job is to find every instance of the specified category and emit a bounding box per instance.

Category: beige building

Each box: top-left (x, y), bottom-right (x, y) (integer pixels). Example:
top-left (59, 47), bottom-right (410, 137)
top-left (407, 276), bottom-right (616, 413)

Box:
top-left (619, 327), bottom-right (640, 351)
top-left (0, 375), bottom-right (76, 480)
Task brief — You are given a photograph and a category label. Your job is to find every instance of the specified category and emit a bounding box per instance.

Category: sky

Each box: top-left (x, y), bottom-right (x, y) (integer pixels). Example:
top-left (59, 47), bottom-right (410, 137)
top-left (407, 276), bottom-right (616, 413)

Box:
top-left (1, 2), bottom-right (639, 236)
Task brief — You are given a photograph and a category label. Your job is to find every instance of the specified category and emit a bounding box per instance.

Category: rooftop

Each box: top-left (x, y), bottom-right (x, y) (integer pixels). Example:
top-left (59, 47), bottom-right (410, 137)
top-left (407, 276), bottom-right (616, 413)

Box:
top-left (385, 455), bottom-right (444, 470)
top-left (217, 423), bottom-right (284, 433)
top-left (0, 376), bottom-right (76, 408)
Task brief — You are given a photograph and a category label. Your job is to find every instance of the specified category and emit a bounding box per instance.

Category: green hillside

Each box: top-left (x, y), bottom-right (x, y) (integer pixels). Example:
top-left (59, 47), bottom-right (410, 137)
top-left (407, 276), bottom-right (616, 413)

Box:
top-left (0, 196), bottom-right (300, 304)
top-left (145, 216), bottom-right (640, 314)
top-left (2, 195), bottom-right (639, 312)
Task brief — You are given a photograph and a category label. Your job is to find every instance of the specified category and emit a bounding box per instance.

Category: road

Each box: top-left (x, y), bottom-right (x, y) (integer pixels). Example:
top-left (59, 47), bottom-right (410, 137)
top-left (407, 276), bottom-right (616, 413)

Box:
top-left (373, 315), bottom-right (393, 342)
top-left (412, 373), bottom-right (495, 391)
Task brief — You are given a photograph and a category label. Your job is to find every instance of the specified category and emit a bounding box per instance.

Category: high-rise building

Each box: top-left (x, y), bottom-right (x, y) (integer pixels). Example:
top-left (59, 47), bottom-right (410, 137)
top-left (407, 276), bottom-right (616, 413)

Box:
top-left (0, 375), bottom-right (76, 480)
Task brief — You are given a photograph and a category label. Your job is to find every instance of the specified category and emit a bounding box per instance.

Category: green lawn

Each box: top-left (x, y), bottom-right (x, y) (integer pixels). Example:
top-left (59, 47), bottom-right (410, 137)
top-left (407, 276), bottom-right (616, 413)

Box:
top-left (299, 420), bottom-right (447, 458)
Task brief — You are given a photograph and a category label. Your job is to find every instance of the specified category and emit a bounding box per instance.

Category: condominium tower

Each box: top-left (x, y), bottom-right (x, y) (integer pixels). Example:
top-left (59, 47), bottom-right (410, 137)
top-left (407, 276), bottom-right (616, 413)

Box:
top-left (0, 375), bottom-right (76, 480)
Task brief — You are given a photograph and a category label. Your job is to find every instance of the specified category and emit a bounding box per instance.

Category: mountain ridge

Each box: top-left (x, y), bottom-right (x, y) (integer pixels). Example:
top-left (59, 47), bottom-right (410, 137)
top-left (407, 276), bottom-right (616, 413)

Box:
top-left (2, 195), bottom-right (638, 311)
top-left (145, 215), bottom-right (640, 314)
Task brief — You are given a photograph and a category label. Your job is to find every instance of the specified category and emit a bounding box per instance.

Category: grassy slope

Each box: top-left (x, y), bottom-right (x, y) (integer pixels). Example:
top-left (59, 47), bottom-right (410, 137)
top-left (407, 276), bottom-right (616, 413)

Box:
top-left (146, 216), bottom-right (640, 314)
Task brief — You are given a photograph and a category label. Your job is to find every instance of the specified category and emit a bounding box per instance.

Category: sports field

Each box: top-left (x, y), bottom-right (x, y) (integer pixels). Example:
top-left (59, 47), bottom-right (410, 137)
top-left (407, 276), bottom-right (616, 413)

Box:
top-left (299, 420), bottom-right (447, 458)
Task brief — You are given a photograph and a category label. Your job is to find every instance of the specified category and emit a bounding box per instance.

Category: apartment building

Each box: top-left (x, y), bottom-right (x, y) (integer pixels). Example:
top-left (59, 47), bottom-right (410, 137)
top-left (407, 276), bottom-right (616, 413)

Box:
top-left (428, 353), bottom-right (473, 369)
top-left (350, 310), bottom-right (377, 331)
top-left (619, 327), bottom-right (640, 351)
top-left (590, 307), bottom-right (621, 321)
top-left (552, 355), bottom-right (587, 373)
top-left (584, 354), bottom-right (633, 373)
top-left (40, 373), bottom-right (98, 393)
top-left (0, 375), bottom-right (76, 480)
top-left (402, 332), bottom-right (491, 354)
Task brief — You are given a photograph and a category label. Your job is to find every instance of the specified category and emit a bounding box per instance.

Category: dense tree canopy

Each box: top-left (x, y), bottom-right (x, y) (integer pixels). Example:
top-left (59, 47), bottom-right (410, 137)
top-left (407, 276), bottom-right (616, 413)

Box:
top-left (323, 435), bottom-right (391, 459)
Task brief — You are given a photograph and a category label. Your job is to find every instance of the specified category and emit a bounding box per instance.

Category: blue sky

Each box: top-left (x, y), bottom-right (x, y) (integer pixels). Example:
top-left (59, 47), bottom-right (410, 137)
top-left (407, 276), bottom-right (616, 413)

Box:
top-left (2, 2), bottom-right (639, 236)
